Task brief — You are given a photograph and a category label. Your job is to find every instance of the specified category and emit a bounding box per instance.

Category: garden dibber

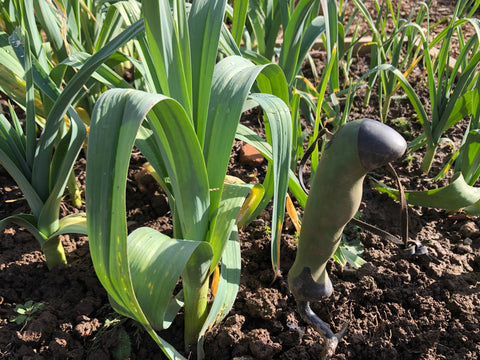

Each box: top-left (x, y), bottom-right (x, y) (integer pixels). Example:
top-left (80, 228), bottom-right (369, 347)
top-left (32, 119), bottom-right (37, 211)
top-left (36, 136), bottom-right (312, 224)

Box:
top-left (288, 118), bottom-right (422, 358)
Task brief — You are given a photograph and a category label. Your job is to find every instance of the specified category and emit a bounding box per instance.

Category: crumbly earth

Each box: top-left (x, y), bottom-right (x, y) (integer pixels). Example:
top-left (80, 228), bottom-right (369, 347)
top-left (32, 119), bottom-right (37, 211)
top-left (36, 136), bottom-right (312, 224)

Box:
top-left (1, 1), bottom-right (479, 359)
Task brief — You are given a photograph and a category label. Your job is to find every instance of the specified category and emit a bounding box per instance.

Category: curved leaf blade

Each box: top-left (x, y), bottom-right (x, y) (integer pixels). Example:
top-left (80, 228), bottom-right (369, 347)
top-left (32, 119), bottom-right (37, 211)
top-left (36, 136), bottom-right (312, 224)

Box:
top-left (372, 173), bottom-right (480, 211)
top-left (86, 88), bottom-right (210, 358)
top-left (127, 227), bottom-right (212, 331)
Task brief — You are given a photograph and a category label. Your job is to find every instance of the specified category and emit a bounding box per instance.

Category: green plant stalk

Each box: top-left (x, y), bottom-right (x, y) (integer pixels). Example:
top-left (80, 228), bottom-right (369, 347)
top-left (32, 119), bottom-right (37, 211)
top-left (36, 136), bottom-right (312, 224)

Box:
top-left (420, 142), bottom-right (438, 174)
top-left (41, 234), bottom-right (66, 269)
top-left (182, 275), bottom-right (210, 353)
top-left (66, 170), bottom-right (83, 207)
top-left (381, 93), bottom-right (393, 123)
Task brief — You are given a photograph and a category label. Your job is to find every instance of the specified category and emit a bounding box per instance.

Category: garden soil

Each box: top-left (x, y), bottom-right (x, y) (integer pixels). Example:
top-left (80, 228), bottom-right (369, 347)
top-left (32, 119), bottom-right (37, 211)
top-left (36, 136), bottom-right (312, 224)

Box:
top-left (1, 1), bottom-right (479, 359)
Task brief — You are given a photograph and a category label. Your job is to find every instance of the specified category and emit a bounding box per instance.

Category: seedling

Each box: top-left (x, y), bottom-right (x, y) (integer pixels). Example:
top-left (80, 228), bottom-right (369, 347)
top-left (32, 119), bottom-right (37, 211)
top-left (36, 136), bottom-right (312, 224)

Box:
top-left (288, 118), bottom-right (408, 358)
top-left (10, 300), bottom-right (45, 330)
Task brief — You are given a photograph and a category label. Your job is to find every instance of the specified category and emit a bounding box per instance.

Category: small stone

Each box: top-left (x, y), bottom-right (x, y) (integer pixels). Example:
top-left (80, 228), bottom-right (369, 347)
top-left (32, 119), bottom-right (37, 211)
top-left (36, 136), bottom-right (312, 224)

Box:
top-left (463, 237), bottom-right (473, 245)
top-left (74, 317), bottom-right (101, 337)
top-left (459, 221), bottom-right (479, 238)
top-left (239, 143), bottom-right (264, 167)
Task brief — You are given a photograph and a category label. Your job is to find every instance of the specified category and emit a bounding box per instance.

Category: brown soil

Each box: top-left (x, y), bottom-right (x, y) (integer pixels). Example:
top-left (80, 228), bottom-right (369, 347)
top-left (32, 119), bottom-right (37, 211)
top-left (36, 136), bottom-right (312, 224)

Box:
top-left (1, 1), bottom-right (479, 359)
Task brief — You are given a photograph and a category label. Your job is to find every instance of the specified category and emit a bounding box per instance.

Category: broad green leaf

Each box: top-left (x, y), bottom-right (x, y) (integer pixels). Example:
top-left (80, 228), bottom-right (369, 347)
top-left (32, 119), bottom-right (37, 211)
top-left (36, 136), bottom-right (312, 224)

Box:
top-left (464, 199), bottom-right (480, 215)
top-left (19, 0), bottom-right (49, 71)
top-left (0, 113), bottom-right (30, 178)
top-left (37, 111), bottom-right (86, 236)
top-left (434, 50), bottom-right (480, 141)
top-left (248, 93), bottom-right (291, 274)
top-left (231, 0), bottom-right (249, 45)
top-left (134, 124), bottom-right (173, 199)
top-left (50, 213), bottom-right (88, 237)
top-left (219, 21), bottom-right (243, 57)
top-left (57, 52), bottom-right (132, 90)
top-left (0, 31), bottom-right (24, 75)
top-left (22, 29), bottom-right (36, 168)
top-left (445, 90), bottom-right (478, 129)
top-left (0, 145), bottom-right (43, 218)
top-left (94, 5), bottom-right (125, 51)
top-left (86, 88), bottom-right (210, 358)
top-left (459, 130), bottom-right (480, 185)
top-left (141, 0), bottom-right (192, 113)
top-left (145, 99), bottom-right (210, 242)
top-left (338, 242), bottom-right (367, 268)
top-left (127, 227), bottom-right (212, 331)
top-left (204, 56), bottom-right (288, 213)
top-left (202, 56), bottom-right (291, 274)
top-left (9, 29), bottom-right (59, 103)
top-left (33, 0), bottom-right (68, 61)
top-left (372, 172), bottom-right (480, 211)
top-left (188, 0), bottom-right (227, 145)
top-left (247, 0), bottom-right (268, 56)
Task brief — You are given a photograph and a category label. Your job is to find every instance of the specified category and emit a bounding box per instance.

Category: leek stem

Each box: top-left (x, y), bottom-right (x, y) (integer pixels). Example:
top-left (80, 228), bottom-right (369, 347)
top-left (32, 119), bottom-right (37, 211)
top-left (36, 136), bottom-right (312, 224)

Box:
top-left (67, 170), bottom-right (83, 207)
top-left (182, 276), bottom-right (209, 355)
top-left (41, 235), bottom-right (67, 269)
top-left (420, 143), bottom-right (438, 174)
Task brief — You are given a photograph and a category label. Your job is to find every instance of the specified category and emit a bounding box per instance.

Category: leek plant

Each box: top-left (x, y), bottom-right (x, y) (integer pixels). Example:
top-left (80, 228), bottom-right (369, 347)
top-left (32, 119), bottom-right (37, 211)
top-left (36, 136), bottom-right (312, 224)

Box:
top-left (365, 1), bottom-right (480, 215)
top-left (226, 0), bottom-right (326, 88)
top-left (218, 0), bottom-right (323, 238)
top-left (0, 0), bottom-right (136, 124)
top-left (0, 7), bottom-right (143, 269)
top-left (85, 1), bottom-right (292, 358)
top-left (356, 0), bottom-right (480, 174)
top-left (354, 0), bottom-right (432, 122)
top-left (0, 1), bottom-right (136, 206)
top-left (228, 1), bottom-right (370, 268)
top-left (288, 0), bottom-right (362, 167)
top-left (28, 0), bottom-right (136, 118)
top-left (374, 71), bottom-right (480, 215)
top-left (0, 27), bottom-right (83, 270)
top-left (225, 0), bottom-right (327, 170)
top-left (230, 0), bottom-right (323, 71)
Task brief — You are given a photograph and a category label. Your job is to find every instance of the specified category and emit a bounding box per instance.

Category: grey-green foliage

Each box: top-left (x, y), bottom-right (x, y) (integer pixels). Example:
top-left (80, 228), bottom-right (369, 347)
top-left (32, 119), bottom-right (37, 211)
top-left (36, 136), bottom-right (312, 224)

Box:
top-left (85, 1), bottom-right (292, 359)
